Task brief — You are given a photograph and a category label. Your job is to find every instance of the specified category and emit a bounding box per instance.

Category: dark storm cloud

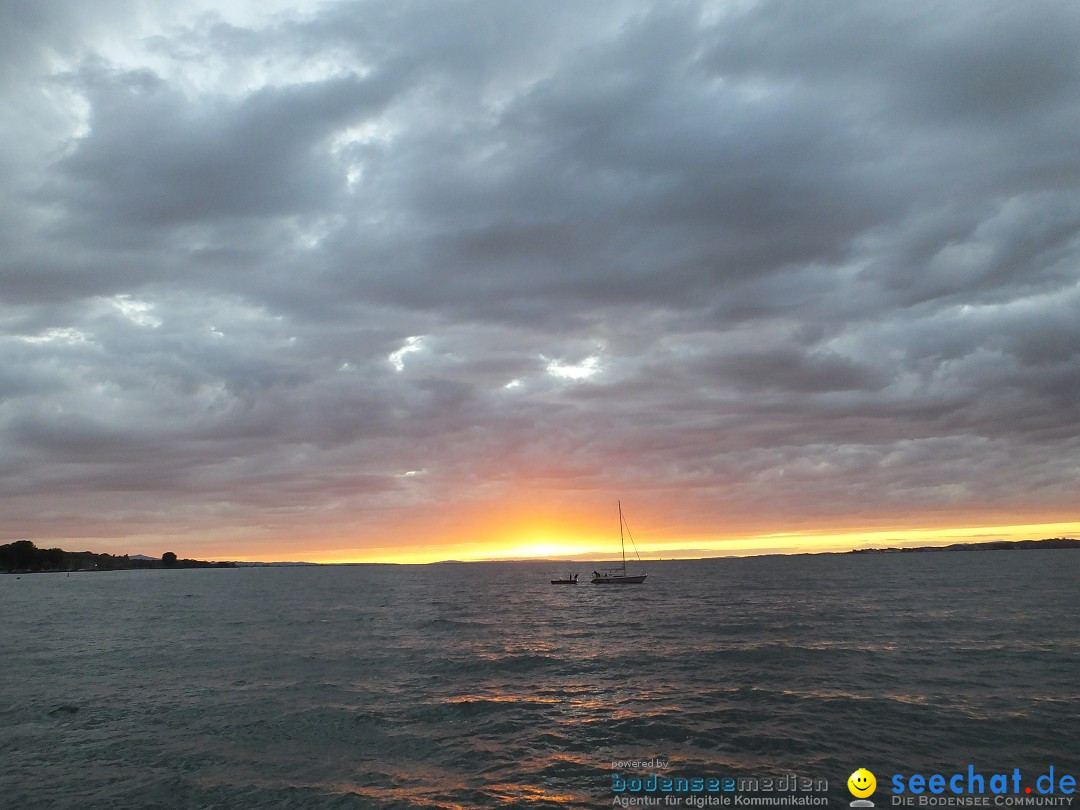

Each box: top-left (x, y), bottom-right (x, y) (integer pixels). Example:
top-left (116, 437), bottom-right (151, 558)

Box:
top-left (58, 66), bottom-right (395, 227)
top-left (2, 0), bottom-right (1078, 553)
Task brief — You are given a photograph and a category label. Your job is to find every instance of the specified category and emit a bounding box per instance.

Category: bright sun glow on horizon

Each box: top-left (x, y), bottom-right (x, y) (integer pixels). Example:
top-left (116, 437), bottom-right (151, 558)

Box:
top-left (219, 520), bottom-right (1080, 565)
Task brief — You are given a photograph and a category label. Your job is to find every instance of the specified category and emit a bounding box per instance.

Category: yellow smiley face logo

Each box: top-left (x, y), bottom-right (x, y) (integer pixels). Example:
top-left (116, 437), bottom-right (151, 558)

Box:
top-left (848, 768), bottom-right (876, 798)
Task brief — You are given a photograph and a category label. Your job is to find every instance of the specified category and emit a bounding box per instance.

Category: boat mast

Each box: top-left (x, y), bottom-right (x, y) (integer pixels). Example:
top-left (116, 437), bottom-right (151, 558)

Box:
top-left (619, 500), bottom-right (626, 573)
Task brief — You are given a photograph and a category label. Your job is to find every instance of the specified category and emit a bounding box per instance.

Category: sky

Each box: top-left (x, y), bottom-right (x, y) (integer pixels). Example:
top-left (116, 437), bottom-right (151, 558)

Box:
top-left (2, 0), bottom-right (1079, 563)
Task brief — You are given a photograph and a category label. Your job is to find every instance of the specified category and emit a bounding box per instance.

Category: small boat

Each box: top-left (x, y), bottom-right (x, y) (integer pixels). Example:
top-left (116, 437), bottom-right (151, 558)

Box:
top-left (550, 573), bottom-right (578, 585)
top-left (591, 501), bottom-right (647, 584)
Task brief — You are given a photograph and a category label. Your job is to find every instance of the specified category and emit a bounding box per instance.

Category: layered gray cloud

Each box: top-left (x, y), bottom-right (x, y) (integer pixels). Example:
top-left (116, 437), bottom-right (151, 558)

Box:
top-left (2, 0), bottom-right (1078, 557)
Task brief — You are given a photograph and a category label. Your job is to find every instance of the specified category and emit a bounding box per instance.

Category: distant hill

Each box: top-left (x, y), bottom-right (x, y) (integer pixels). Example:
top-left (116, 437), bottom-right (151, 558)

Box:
top-left (847, 537), bottom-right (1080, 554)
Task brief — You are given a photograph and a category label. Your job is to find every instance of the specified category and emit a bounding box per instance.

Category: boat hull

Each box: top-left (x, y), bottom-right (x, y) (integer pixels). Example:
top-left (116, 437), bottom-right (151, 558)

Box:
top-left (550, 579), bottom-right (578, 584)
top-left (591, 574), bottom-right (647, 584)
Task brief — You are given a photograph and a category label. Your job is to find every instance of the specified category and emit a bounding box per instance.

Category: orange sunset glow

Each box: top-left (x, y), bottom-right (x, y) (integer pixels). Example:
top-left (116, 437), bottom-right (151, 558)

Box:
top-left (276, 517), bottom-right (1080, 566)
top-left (92, 505), bottom-right (1078, 565)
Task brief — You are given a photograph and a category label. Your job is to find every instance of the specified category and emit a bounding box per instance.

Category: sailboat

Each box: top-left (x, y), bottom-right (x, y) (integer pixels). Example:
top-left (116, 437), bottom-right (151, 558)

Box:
top-left (591, 501), bottom-right (647, 584)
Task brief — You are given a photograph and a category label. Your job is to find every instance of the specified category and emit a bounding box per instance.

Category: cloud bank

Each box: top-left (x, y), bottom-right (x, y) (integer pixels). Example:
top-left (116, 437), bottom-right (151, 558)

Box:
top-left (2, 0), bottom-right (1078, 558)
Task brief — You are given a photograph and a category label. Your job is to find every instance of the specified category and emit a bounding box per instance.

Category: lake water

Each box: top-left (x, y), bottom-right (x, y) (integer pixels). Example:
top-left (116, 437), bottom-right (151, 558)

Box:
top-left (2, 551), bottom-right (1078, 808)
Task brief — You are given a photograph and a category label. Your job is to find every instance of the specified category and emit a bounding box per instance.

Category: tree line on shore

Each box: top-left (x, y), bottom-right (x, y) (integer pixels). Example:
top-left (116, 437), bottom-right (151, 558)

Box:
top-left (0, 540), bottom-right (235, 573)
top-left (847, 537), bottom-right (1080, 554)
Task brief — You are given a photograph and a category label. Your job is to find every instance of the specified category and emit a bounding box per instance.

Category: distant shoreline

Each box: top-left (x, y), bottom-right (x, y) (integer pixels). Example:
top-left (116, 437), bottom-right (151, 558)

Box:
top-left (0, 540), bottom-right (235, 574)
top-left (841, 537), bottom-right (1079, 555)
top-left (3, 536), bottom-right (1077, 573)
